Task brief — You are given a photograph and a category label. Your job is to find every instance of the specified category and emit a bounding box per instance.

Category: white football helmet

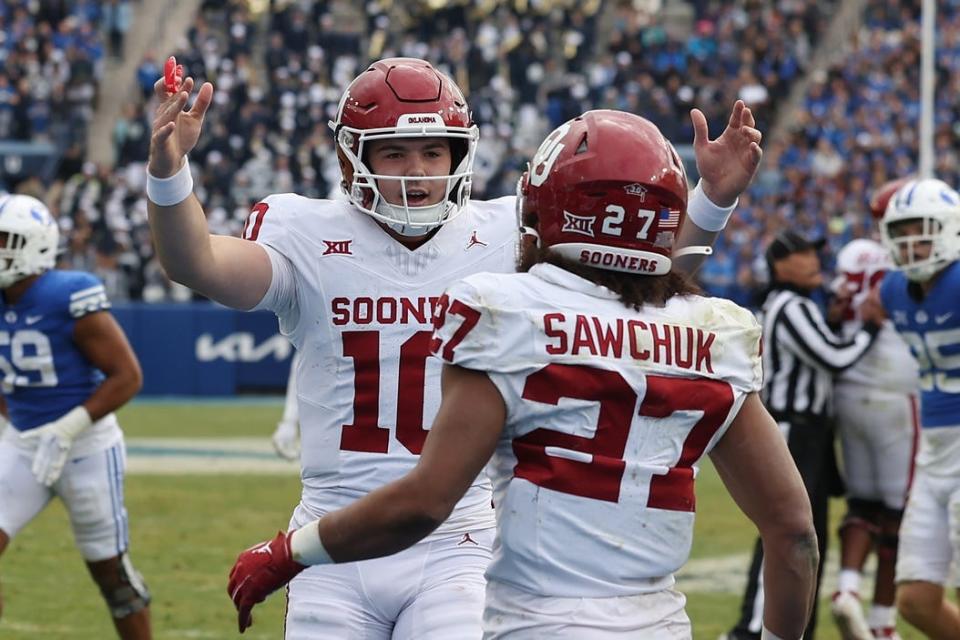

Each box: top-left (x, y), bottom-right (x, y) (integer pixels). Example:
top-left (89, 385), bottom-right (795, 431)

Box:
top-left (880, 178), bottom-right (960, 281)
top-left (0, 194), bottom-right (59, 288)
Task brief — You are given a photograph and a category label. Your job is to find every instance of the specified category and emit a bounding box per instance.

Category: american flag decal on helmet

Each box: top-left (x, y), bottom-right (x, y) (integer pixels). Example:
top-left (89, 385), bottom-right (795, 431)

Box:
top-left (659, 208), bottom-right (680, 229)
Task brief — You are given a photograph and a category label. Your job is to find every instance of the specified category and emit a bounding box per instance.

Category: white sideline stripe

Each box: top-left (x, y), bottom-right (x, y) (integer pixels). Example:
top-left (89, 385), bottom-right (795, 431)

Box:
top-left (0, 621), bottom-right (77, 634)
top-left (675, 551), bottom-right (875, 595)
top-left (125, 437), bottom-right (298, 475)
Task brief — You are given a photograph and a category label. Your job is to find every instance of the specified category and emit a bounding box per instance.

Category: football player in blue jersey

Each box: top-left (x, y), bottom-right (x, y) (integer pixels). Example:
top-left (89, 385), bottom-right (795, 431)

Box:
top-left (873, 177), bottom-right (960, 639)
top-left (0, 194), bottom-right (151, 638)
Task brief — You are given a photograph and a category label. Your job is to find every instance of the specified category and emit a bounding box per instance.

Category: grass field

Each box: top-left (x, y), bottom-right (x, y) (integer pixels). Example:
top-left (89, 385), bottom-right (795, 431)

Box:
top-left (0, 400), bottom-right (933, 639)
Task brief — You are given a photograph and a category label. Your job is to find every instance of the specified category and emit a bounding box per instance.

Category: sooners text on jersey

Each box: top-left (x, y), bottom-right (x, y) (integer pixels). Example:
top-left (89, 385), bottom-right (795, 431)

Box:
top-left (247, 194), bottom-right (517, 538)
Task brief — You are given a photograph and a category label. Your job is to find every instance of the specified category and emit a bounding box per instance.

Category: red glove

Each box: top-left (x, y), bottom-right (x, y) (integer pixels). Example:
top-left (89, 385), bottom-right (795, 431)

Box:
top-left (163, 55), bottom-right (184, 94)
top-left (228, 531), bottom-right (306, 633)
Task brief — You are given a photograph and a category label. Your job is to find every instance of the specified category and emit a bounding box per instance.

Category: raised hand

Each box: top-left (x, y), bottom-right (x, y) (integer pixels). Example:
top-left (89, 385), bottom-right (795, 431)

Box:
top-left (691, 100), bottom-right (763, 207)
top-left (148, 57), bottom-right (214, 178)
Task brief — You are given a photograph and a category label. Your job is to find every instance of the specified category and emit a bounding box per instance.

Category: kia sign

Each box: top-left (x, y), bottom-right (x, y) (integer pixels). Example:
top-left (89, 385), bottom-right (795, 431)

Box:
top-left (112, 303), bottom-right (293, 396)
top-left (195, 333), bottom-right (293, 363)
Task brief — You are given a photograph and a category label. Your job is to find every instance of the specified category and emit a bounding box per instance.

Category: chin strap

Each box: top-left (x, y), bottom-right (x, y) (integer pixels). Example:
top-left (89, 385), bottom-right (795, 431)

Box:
top-left (672, 245), bottom-right (713, 258)
top-left (376, 199), bottom-right (451, 236)
top-left (520, 226), bottom-right (541, 246)
top-left (383, 220), bottom-right (438, 237)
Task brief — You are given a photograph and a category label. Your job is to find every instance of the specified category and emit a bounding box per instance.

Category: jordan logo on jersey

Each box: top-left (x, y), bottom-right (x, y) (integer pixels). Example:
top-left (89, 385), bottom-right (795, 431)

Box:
top-left (323, 240), bottom-right (353, 256)
top-left (465, 231), bottom-right (487, 250)
top-left (457, 533), bottom-right (478, 546)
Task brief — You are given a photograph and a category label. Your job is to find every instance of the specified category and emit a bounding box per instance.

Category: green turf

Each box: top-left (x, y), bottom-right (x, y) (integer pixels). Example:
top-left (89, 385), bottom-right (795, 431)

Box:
top-left (0, 402), bottom-right (942, 638)
top-left (117, 401), bottom-right (284, 439)
top-left (686, 461), bottom-right (931, 639)
top-left (1, 474), bottom-right (301, 639)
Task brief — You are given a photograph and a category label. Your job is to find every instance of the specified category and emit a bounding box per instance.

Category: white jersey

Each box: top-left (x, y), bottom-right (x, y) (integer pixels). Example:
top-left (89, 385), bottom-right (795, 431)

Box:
top-left (431, 263), bottom-right (763, 598)
top-left (250, 194), bottom-right (517, 538)
top-left (834, 238), bottom-right (918, 393)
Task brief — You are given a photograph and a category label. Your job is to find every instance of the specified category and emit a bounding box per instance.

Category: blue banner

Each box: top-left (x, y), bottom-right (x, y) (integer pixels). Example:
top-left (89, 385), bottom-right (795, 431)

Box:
top-left (112, 303), bottom-right (292, 396)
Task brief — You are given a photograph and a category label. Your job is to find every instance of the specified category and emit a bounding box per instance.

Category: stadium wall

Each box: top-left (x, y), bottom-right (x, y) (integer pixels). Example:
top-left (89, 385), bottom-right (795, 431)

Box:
top-left (113, 303), bottom-right (292, 396)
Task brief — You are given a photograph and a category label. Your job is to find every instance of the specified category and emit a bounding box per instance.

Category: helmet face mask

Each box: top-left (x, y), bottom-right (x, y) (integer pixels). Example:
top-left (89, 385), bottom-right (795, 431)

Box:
top-left (879, 178), bottom-right (960, 282)
top-left (329, 59), bottom-right (479, 234)
top-left (0, 194), bottom-right (58, 288)
top-left (517, 110), bottom-right (689, 276)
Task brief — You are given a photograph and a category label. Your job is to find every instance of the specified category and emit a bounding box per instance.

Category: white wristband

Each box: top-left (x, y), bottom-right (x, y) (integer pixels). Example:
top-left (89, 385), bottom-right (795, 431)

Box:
top-left (289, 520), bottom-right (332, 565)
top-left (687, 179), bottom-right (737, 232)
top-left (147, 159), bottom-right (194, 206)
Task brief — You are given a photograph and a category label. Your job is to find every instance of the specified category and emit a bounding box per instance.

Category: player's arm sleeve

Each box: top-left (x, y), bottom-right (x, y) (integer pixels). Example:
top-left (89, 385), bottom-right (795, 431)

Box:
top-left (67, 274), bottom-right (111, 319)
top-left (778, 297), bottom-right (879, 373)
top-left (430, 280), bottom-right (492, 370)
top-left (713, 300), bottom-right (764, 395)
top-left (703, 302), bottom-right (764, 454)
top-left (247, 195), bottom-right (302, 334)
top-left (429, 278), bottom-right (519, 404)
top-left (250, 244), bottom-right (299, 329)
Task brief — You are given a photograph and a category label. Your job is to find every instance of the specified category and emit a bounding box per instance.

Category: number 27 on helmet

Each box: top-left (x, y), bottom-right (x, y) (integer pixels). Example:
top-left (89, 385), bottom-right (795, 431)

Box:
top-left (517, 110), bottom-right (707, 276)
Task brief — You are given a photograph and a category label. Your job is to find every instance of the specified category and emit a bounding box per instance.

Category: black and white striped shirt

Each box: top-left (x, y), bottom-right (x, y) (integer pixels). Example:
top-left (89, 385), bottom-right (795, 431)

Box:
top-left (760, 287), bottom-right (879, 418)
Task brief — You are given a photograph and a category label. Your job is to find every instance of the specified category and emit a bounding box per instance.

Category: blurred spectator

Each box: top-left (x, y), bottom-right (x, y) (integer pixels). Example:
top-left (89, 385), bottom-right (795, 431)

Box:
top-left (19, 0), bottom-right (956, 304)
top-left (0, 0), bottom-right (105, 144)
top-left (102, 0), bottom-right (133, 59)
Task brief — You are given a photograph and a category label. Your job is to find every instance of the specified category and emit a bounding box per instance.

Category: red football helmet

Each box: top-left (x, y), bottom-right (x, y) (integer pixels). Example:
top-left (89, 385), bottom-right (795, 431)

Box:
top-left (328, 58), bottom-right (479, 232)
top-left (518, 110), bottom-right (691, 275)
top-left (869, 176), bottom-right (913, 220)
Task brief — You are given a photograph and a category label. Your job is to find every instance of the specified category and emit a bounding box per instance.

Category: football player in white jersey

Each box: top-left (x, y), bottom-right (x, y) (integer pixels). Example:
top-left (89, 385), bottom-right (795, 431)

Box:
top-left (827, 180), bottom-right (919, 640)
top-left (271, 352), bottom-right (301, 461)
top-left (0, 194), bottom-right (151, 638)
top-left (147, 56), bottom-right (763, 638)
top-left (226, 111), bottom-right (816, 640)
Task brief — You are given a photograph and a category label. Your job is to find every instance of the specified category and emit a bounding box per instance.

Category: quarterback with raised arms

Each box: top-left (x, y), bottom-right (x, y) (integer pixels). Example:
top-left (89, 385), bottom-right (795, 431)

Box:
top-left (147, 56), bottom-right (763, 637)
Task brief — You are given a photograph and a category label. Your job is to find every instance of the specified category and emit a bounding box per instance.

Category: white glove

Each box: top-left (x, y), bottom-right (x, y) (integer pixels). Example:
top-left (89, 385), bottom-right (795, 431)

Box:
top-left (272, 420), bottom-right (300, 461)
top-left (19, 406), bottom-right (93, 486)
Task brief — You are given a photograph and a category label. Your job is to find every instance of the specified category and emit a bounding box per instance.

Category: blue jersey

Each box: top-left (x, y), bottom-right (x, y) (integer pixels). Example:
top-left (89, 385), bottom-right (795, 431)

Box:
top-left (880, 261), bottom-right (960, 429)
top-left (0, 270), bottom-right (111, 431)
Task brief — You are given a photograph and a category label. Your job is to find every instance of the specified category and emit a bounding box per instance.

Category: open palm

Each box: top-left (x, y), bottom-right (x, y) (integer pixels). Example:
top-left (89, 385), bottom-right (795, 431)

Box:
top-left (148, 76), bottom-right (214, 178)
top-left (691, 100), bottom-right (763, 207)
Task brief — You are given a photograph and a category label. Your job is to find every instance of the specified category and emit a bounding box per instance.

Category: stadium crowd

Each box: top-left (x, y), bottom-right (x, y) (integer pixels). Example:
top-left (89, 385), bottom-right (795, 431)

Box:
top-left (701, 0), bottom-right (960, 304)
top-left (2, 0), bottom-right (957, 305)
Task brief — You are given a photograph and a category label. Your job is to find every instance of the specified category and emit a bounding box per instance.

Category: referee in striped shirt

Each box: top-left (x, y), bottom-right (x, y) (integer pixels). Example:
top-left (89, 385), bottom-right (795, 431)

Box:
top-left (725, 230), bottom-right (886, 640)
